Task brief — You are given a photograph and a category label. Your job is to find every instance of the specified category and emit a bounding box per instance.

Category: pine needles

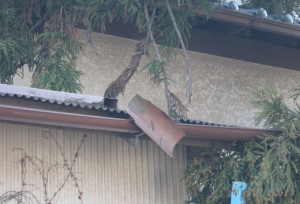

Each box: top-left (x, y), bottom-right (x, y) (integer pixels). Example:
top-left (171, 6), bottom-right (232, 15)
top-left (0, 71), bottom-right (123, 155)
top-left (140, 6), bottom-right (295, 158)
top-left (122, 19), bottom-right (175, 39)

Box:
top-left (183, 86), bottom-right (300, 204)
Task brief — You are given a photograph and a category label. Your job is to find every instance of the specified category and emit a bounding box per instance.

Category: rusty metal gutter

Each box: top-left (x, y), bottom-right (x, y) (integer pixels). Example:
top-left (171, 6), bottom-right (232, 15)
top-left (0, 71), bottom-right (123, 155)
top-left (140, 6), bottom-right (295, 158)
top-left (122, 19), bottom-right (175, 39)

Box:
top-left (0, 104), bottom-right (139, 133)
top-left (126, 95), bottom-right (282, 156)
top-left (178, 123), bottom-right (281, 141)
top-left (127, 95), bottom-right (186, 157)
top-left (0, 103), bottom-right (281, 151)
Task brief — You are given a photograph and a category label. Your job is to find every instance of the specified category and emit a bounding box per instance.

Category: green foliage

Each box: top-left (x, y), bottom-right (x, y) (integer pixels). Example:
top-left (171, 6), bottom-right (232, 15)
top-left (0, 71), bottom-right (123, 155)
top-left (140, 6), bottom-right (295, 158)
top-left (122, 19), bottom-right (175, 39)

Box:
top-left (0, 1), bottom-right (34, 83)
top-left (32, 31), bottom-right (84, 93)
top-left (242, 0), bottom-right (300, 17)
top-left (183, 86), bottom-right (300, 204)
top-left (155, 6), bottom-right (193, 61)
top-left (0, 0), bottom-right (84, 92)
top-left (1, 0), bottom-right (300, 94)
top-left (140, 59), bottom-right (172, 85)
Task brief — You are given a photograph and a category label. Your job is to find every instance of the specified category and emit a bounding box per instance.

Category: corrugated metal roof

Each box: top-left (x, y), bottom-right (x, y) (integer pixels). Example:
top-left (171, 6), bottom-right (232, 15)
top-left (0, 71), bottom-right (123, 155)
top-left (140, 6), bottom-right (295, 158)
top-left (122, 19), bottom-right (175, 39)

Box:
top-left (0, 84), bottom-right (127, 114)
top-left (173, 117), bottom-right (239, 127)
top-left (0, 84), bottom-right (238, 127)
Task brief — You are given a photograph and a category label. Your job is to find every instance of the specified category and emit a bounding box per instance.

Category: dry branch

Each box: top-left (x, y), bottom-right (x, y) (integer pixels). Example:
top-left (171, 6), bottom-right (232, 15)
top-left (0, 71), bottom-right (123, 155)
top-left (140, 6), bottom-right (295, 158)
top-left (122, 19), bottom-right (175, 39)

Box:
top-left (104, 53), bottom-right (142, 98)
top-left (9, 132), bottom-right (87, 204)
top-left (0, 191), bottom-right (40, 204)
top-left (169, 90), bottom-right (187, 118)
top-left (144, 2), bottom-right (172, 116)
top-left (83, 17), bottom-right (101, 58)
top-left (165, 0), bottom-right (192, 117)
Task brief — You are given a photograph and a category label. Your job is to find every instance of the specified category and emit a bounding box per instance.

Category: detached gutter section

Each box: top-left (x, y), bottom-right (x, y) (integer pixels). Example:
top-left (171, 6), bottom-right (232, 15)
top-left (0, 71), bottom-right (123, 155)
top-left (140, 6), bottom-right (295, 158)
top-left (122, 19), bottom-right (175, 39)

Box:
top-left (127, 95), bottom-right (281, 156)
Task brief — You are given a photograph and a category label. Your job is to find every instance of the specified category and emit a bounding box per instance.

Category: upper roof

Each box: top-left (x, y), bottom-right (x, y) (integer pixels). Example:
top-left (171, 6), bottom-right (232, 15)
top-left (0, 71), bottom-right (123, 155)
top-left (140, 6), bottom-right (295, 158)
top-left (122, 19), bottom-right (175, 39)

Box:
top-left (203, 1), bottom-right (300, 38)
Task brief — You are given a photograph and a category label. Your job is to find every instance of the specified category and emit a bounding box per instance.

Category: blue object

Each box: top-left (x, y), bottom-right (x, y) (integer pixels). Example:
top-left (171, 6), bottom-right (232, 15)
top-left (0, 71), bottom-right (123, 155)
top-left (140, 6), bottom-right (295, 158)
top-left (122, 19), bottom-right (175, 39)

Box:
top-left (231, 181), bottom-right (247, 204)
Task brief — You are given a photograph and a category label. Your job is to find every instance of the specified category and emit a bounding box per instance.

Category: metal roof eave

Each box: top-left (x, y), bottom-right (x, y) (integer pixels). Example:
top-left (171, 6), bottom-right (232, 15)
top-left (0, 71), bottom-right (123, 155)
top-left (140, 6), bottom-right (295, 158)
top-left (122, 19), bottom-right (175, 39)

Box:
top-left (163, 3), bottom-right (300, 39)
top-left (204, 8), bottom-right (300, 39)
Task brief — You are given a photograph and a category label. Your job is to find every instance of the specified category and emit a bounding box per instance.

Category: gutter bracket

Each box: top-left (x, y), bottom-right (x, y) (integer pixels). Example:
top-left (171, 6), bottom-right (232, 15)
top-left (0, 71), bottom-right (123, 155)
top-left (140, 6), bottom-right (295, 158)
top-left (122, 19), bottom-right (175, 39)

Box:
top-left (123, 132), bottom-right (145, 147)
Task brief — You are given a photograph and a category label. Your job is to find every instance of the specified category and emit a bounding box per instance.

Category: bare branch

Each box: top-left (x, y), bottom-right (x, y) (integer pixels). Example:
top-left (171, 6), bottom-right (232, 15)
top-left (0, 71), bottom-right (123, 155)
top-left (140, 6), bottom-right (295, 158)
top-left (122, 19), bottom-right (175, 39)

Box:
top-left (0, 191), bottom-right (40, 204)
top-left (33, 36), bottom-right (51, 58)
top-left (30, 18), bottom-right (45, 33)
top-left (83, 17), bottom-right (101, 58)
top-left (144, 2), bottom-right (172, 116)
top-left (104, 53), bottom-right (142, 98)
top-left (12, 132), bottom-right (86, 204)
top-left (47, 133), bottom-right (86, 204)
top-left (229, 0), bottom-right (274, 35)
top-left (165, 0), bottom-right (192, 117)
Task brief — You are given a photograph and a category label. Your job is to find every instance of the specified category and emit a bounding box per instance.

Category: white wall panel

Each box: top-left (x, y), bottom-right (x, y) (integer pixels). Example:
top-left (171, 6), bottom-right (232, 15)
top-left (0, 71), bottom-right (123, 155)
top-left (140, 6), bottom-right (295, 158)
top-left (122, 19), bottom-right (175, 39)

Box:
top-left (0, 122), bottom-right (188, 204)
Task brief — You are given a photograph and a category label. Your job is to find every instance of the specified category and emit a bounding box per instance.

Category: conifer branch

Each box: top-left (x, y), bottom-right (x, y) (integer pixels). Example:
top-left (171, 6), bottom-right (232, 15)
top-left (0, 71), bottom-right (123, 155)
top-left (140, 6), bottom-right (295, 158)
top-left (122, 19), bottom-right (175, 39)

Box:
top-left (144, 2), bottom-right (172, 116)
top-left (30, 18), bottom-right (45, 33)
top-left (165, 0), bottom-right (192, 117)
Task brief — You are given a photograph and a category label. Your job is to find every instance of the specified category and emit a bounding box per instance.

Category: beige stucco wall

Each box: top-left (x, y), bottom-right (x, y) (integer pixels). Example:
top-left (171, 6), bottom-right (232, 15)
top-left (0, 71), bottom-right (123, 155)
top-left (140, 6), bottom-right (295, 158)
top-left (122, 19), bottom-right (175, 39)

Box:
top-left (14, 29), bottom-right (300, 128)
top-left (0, 122), bottom-right (188, 204)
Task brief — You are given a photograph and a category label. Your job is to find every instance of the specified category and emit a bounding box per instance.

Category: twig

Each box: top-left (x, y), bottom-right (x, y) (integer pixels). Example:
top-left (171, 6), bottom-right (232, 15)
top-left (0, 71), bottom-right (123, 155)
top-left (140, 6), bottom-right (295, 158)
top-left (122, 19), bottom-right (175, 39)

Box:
top-left (83, 17), bottom-right (101, 58)
top-left (33, 36), bottom-right (51, 58)
top-left (144, 2), bottom-right (172, 116)
top-left (0, 191), bottom-right (40, 204)
top-left (30, 18), bottom-right (45, 33)
top-left (229, 0), bottom-right (275, 35)
top-left (70, 6), bottom-right (88, 10)
top-left (165, 0), bottom-right (192, 117)
top-left (13, 132), bottom-right (86, 204)
top-left (47, 133), bottom-right (86, 204)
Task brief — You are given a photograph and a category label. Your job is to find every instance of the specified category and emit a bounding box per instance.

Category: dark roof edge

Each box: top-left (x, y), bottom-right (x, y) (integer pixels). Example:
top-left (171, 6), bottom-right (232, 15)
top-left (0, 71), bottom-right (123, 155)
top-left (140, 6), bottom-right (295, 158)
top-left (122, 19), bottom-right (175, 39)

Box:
top-left (200, 8), bottom-right (300, 38)
top-left (162, 3), bottom-right (300, 39)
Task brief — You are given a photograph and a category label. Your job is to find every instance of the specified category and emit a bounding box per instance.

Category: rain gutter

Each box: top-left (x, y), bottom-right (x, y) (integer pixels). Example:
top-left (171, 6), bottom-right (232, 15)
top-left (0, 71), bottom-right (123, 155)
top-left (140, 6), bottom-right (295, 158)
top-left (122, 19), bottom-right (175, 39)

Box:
top-left (0, 104), bottom-right (281, 147)
top-left (0, 104), bottom-right (139, 133)
top-left (178, 123), bottom-right (281, 141)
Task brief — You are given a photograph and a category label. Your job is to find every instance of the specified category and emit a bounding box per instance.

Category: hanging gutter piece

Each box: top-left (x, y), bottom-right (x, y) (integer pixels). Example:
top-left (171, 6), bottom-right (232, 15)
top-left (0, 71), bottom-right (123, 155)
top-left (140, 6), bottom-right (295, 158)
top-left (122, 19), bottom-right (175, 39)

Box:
top-left (127, 94), bottom-right (186, 157)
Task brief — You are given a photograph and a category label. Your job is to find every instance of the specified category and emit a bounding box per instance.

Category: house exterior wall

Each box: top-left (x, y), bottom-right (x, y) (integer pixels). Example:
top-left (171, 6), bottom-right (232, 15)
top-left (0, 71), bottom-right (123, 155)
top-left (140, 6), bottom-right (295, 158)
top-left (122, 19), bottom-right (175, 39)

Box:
top-left (14, 29), bottom-right (300, 128)
top-left (0, 122), bottom-right (188, 204)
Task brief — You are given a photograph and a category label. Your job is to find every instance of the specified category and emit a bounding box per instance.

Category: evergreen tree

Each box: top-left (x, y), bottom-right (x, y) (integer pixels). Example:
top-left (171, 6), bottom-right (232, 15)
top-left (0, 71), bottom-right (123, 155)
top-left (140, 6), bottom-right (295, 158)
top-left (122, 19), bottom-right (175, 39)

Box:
top-left (183, 86), bottom-right (300, 204)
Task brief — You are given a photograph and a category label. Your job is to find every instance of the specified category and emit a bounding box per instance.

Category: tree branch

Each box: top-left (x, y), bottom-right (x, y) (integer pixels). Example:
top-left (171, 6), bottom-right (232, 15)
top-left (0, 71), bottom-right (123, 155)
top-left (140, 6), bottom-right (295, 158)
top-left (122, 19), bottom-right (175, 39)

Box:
top-left (165, 0), bottom-right (192, 117)
top-left (33, 36), bottom-right (51, 58)
top-left (30, 18), bottom-right (45, 33)
top-left (229, 0), bottom-right (274, 35)
top-left (144, 2), bottom-right (172, 116)
top-left (83, 18), bottom-right (101, 58)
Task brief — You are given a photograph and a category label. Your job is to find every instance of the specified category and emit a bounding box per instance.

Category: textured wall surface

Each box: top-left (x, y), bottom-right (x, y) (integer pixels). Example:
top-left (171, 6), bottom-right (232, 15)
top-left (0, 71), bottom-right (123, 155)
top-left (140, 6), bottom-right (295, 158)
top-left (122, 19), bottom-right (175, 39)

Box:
top-left (14, 29), bottom-right (300, 128)
top-left (0, 122), bottom-right (188, 204)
